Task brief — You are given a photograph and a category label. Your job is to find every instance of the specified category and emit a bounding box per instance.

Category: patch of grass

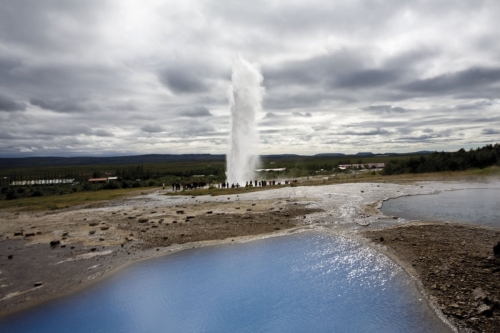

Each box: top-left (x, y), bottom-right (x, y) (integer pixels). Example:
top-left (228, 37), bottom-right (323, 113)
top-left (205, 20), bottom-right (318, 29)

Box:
top-left (0, 188), bottom-right (149, 211)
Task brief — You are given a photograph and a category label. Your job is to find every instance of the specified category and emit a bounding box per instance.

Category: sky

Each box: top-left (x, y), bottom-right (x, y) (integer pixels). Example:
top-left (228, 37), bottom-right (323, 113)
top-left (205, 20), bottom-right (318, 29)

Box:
top-left (1, 0), bottom-right (499, 157)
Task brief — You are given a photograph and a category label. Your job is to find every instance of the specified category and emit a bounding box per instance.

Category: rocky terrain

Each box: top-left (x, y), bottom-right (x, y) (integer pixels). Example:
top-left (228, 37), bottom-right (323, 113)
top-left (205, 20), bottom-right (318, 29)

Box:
top-left (364, 223), bottom-right (500, 333)
top-left (0, 196), bottom-right (319, 318)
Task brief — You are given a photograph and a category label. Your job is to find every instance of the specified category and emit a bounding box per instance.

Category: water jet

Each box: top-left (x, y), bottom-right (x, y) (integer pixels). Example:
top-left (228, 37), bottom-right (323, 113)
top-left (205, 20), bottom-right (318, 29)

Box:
top-left (226, 55), bottom-right (263, 185)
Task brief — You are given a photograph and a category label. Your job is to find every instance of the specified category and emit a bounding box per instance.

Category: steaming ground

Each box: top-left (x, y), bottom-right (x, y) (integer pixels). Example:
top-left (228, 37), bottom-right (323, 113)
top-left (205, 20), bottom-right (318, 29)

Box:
top-left (1, 180), bottom-right (499, 331)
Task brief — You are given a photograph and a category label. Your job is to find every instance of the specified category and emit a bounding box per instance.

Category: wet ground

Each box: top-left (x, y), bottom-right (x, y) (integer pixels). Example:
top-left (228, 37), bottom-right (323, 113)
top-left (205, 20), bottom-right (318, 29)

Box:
top-left (1, 179), bottom-right (499, 331)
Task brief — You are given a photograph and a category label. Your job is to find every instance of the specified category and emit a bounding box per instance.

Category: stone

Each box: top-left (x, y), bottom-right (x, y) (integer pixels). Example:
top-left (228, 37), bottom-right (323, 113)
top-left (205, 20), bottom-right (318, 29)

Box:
top-left (477, 304), bottom-right (492, 317)
top-left (89, 222), bottom-right (99, 226)
top-left (100, 226), bottom-right (109, 230)
top-left (138, 218), bottom-right (149, 223)
top-left (50, 240), bottom-right (60, 247)
top-left (176, 210), bottom-right (184, 214)
top-left (472, 288), bottom-right (486, 301)
top-left (494, 241), bottom-right (500, 258)
top-left (24, 232), bottom-right (35, 237)
top-left (379, 236), bottom-right (385, 242)
top-left (14, 232), bottom-right (23, 236)
top-left (89, 230), bottom-right (96, 235)
top-left (90, 247), bottom-right (97, 251)
top-left (206, 211), bottom-right (213, 214)
top-left (34, 282), bottom-right (43, 287)
top-left (8, 254), bottom-right (13, 259)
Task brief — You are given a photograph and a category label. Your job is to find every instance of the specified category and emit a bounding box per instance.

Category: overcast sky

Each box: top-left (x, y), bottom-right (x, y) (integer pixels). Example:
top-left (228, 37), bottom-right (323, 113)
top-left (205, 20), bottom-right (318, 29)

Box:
top-left (1, 0), bottom-right (499, 157)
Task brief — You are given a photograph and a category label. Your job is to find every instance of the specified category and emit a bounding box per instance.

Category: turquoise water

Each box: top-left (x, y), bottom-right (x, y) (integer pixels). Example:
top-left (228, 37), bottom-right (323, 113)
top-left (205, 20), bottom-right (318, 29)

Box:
top-left (0, 232), bottom-right (451, 332)
top-left (382, 188), bottom-right (500, 227)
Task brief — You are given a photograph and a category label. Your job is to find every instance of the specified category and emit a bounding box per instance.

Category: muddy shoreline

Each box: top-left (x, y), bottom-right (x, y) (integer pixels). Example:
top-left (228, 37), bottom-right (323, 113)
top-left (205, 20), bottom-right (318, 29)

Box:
top-left (0, 196), bottom-right (320, 319)
top-left (362, 222), bottom-right (500, 333)
top-left (1, 181), bottom-right (499, 332)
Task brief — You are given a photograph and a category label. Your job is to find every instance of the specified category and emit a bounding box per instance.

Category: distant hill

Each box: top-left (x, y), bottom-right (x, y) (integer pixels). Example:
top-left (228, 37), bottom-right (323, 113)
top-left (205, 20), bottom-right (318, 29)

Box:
top-left (0, 154), bottom-right (226, 168)
top-left (0, 151), bottom-right (438, 169)
top-left (314, 153), bottom-right (345, 157)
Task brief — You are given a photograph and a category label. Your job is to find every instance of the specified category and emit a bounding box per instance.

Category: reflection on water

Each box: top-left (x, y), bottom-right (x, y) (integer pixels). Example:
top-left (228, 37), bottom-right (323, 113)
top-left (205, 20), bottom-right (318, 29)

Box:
top-left (382, 188), bottom-right (500, 227)
top-left (0, 232), bottom-right (451, 333)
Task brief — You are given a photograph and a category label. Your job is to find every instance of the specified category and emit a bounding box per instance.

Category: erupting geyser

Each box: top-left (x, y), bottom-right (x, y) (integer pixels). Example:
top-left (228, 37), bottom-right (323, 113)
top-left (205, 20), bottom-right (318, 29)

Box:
top-left (226, 55), bottom-right (264, 185)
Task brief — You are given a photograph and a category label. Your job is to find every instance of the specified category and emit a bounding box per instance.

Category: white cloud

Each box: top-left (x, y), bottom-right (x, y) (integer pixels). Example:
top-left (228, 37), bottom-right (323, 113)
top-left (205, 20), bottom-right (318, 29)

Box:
top-left (0, 0), bottom-right (499, 156)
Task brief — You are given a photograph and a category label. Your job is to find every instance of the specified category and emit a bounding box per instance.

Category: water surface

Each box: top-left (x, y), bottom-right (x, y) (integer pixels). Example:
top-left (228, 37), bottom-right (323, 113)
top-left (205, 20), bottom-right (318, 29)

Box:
top-left (0, 232), bottom-right (451, 333)
top-left (382, 188), bottom-right (500, 227)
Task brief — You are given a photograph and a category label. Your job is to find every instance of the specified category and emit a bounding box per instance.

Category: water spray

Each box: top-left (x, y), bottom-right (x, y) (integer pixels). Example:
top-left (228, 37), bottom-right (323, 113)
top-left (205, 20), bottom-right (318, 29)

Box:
top-left (226, 55), bottom-right (264, 186)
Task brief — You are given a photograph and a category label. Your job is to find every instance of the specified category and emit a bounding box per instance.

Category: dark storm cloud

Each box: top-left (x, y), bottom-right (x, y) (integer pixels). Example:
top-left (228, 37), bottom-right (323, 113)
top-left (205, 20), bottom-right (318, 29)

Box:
top-left (263, 51), bottom-right (365, 88)
top-left (0, 93), bottom-right (25, 112)
top-left (159, 68), bottom-right (210, 94)
top-left (93, 129), bottom-right (114, 137)
top-left (482, 128), bottom-right (500, 135)
top-left (341, 128), bottom-right (390, 136)
top-left (454, 100), bottom-right (494, 110)
top-left (400, 67), bottom-right (500, 95)
top-left (178, 106), bottom-right (213, 117)
top-left (142, 125), bottom-right (164, 133)
top-left (361, 105), bottom-right (409, 113)
top-left (292, 112), bottom-right (312, 118)
top-left (30, 98), bottom-right (98, 113)
top-left (0, 0), bottom-right (109, 52)
top-left (263, 91), bottom-right (356, 109)
top-left (333, 69), bottom-right (400, 89)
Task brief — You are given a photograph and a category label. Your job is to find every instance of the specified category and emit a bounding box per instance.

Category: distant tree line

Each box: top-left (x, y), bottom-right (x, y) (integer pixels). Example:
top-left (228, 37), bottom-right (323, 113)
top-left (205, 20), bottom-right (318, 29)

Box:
top-left (382, 144), bottom-right (500, 175)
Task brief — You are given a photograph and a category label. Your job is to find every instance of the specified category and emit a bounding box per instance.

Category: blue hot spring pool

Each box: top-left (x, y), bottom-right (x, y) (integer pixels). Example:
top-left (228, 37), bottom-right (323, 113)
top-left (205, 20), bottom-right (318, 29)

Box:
top-left (0, 232), bottom-right (452, 332)
top-left (382, 188), bottom-right (500, 227)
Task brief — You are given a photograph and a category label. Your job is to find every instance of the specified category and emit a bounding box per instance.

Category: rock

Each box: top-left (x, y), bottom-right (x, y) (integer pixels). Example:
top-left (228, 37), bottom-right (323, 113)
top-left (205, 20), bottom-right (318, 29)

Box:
top-left (206, 211), bottom-right (213, 214)
top-left (34, 282), bottom-right (43, 287)
top-left (36, 231), bottom-right (42, 235)
top-left (158, 219), bottom-right (164, 223)
top-left (62, 232), bottom-right (68, 236)
top-left (61, 245), bottom-right (66, 248)
top-left (494, 241), bottom-right (500, 258)
top-left (24, 232), bottom-right (35, 237)
top-left (477, 304), bottom-right (492, 317)
top-left (247, 209), bottom-right (252, 211)
top-left (252, 204), bottom-right (256, 206)
top-left (90, 247), bottom-right (97, 251)
top-left (138, 218), bottom-right (149, 223)
top-left (100, 226), bottom-right (109, 230)
top-left (176, 210), bottom-right (184, 214)
top-left (379, 236), bottom-right (385, 242)
top-left (50, 240), bottom-right (60, 247)
top-left (472, 287), bottom-right (486, 301)
top-left (186, 216), bottom-right (194, 219)
top-left (99, 238), bottom-right (105, 241)
top-left (14, 232), bottom-right (23, 236)
top-left (89, 222), bottom-right (99, 226)
top-left (8, 254), bottom-right (13, 259)
top-left (89, 230), bottom-right (96, 235)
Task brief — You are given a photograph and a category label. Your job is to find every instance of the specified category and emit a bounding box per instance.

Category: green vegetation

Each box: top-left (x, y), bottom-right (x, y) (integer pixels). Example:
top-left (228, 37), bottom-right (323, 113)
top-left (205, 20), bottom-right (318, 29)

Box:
top-left (382, 144), bottom-right (500, 175)
top-left (1, 143), bottom-right (498, 210)
top-left (0, 188), bottom-right (146, 211)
